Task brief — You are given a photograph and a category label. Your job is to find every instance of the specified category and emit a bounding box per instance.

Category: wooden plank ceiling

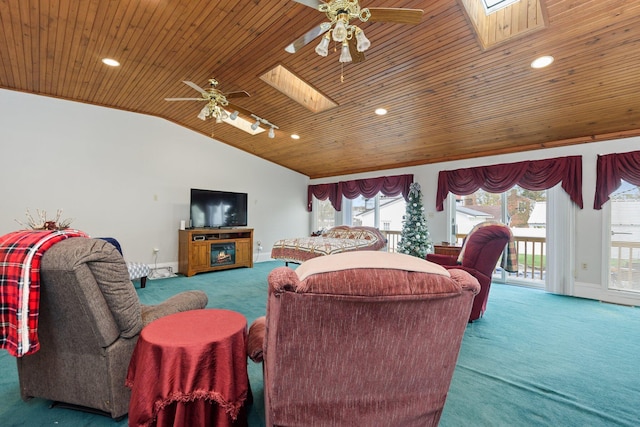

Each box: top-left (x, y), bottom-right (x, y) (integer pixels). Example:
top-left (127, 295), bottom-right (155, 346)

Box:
top-left (1, 0), bottom-right (640, 178)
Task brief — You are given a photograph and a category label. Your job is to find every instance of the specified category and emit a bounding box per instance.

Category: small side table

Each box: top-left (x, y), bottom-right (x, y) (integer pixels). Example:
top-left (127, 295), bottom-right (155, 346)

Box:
top-left (433, 245), bottom-right (463, 257)
top-left (126, 309), bottom-right (250, 427)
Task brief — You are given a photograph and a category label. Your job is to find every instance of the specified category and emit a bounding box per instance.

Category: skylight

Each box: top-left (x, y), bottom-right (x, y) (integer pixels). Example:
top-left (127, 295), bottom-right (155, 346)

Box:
top-left (482, 0), bottom-right (521, 15)
top-left (260, 65), bottom-right (338, 113)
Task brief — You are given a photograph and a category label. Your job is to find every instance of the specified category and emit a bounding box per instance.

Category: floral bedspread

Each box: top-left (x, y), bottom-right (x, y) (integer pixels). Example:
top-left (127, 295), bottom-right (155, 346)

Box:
top-left (271, 226), bottom-right (386, 264)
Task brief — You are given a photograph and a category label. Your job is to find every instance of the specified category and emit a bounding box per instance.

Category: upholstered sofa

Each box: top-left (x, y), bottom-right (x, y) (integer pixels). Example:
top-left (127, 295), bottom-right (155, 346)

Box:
top-left (16, 237), bottom-right (209, 419)
top-left (270, 225), bottom-right (386, 265)
top-left (248, 251), bottom-right (480, 426)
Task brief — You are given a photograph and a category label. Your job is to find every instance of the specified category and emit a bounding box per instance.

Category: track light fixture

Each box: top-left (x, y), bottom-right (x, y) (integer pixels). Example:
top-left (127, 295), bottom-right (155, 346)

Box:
top-left (250, 114), bottom-right (279, 138)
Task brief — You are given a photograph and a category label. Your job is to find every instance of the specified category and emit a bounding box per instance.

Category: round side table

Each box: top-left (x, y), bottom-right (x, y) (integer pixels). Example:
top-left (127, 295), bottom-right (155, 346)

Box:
top-left (126, 309), bottom-right (249, 427)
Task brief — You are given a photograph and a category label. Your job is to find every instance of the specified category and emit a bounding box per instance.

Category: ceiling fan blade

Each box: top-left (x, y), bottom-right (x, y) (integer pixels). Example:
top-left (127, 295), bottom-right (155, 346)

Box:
top-left (165, 97), bottom-right (206, 101)
top-left (285, 24), bottom-right (326, 53)
top-left (368, 8), bottom-right (424, 25)
top-left (292, 0), bottom-right (322, 9)
top-left (182, 80), bottom-right (208, 94)
top-left (348, 37), bottom-right (366, 64)
top-left (226, 102), bottom-right (255, 120)
top-left (226, 91), bottom-right (250, 99)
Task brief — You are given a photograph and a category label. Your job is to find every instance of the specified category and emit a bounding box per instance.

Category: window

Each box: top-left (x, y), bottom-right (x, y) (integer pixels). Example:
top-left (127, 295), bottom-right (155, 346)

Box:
top-left (314, 198), bottom-right (337, 232)
top-left (312, 192), bottom-right (406, 251)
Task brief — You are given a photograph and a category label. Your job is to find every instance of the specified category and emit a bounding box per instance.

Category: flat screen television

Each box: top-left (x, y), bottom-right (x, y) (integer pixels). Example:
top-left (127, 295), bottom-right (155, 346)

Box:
top-left (190, 189), bottom-right (248, 228)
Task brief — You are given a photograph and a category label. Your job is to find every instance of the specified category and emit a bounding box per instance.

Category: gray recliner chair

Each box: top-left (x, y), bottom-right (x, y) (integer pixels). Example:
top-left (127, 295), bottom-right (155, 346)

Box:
top-left (16, 237), bottom-right (209, 419)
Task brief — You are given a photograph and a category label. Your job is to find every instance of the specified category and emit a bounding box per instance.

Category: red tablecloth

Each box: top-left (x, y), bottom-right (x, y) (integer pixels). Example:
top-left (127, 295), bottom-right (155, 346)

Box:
top-left (126, 309), bottom-right (249, 427)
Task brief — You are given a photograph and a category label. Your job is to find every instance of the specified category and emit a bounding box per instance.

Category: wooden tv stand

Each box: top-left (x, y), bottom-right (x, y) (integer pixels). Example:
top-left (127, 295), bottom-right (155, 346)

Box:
top-left (178, 228), bottom-right (253, 277)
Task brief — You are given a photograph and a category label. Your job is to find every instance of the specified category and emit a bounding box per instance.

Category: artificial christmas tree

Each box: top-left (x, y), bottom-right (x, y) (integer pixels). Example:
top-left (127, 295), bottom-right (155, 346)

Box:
top-left (397, 182), bottom-right (432, 258)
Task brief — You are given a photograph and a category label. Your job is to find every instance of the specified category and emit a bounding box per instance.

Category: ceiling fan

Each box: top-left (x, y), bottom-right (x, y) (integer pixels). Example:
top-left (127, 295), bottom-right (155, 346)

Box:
top-left (285, 0), bottom-right (424, 63)
top-left (164, 79), bottom-right (280, 137)
top-left (165, 79), bottom-right (252, 123)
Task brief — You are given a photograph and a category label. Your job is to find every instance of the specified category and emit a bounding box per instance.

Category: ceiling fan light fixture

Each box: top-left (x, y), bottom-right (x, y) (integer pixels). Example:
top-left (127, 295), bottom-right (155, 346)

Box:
top-left (212, 105), bottom-right (229, 122)
top-left (355, 28), bottom-right (370, 52)
top-left (332, 17), bottom-right (348, 42)
top-left (315, 33), bottom-right (331, 57)
top-left (339, 41), bottom-right (352, 63)
top-left (197, 105), bottom-right (209, 121)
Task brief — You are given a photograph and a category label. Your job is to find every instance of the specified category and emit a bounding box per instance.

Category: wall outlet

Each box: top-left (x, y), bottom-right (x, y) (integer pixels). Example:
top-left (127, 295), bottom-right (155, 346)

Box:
top-left (581, 262), bottom-right (588, 270)
top-left (257, 240), bottom-right (263, 251)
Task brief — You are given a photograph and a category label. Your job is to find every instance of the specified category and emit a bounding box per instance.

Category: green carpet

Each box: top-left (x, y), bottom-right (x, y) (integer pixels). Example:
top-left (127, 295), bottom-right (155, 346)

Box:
top-left (1, 261), bottom-right (639, 426)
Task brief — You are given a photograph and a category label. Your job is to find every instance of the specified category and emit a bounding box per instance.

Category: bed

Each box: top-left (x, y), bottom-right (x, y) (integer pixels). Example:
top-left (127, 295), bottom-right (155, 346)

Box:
top-left (271, 225), bottom-right (387, 265)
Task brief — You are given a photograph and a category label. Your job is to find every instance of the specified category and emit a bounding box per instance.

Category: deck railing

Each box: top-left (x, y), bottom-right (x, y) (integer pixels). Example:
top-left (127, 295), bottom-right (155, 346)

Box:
top-left (382, 230), bottom-right (401, 253)
top-left (610, 240), bottom-right (640, 289)
top-left (381, 230), bottom-right (548, 281)
top-left (454, 233), bottom-right (547, 280)
top-left (382, 230), bottom-right (640, 288)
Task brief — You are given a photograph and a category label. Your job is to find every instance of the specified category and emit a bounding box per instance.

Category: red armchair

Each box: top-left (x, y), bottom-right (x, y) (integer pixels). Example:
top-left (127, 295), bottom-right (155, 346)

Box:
top-left (248, 251), bottom-right (480, 426)
top-left (427, 222), bottom-right (515, 321)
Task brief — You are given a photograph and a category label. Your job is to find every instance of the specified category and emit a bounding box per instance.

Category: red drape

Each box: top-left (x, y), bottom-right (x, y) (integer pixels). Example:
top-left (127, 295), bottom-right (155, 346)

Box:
top-left (307, 174), bottom-right (413, 212)
top-left (307, 183), bottom-right (340, 212)
top-left (594, 150), bottom-right (640, 209)
top-left (436, 156), bottom-right (583, 211)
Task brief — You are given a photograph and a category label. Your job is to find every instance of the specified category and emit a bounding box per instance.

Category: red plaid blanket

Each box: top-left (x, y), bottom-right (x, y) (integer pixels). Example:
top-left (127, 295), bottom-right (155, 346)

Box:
top-left (0, 229), bottom-right (88, 357)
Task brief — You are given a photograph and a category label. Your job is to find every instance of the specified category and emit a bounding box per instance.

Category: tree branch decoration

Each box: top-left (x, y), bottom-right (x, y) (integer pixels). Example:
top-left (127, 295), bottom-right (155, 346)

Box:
top-left (15, 208), bottom-right (74, 230)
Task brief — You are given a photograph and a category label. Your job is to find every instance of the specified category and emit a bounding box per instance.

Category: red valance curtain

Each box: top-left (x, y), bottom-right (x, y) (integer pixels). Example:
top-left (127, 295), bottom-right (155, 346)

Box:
top-left (307, 174), bottom-right (413, 212)
top-left (307, 183), bottom-right (340, 212)
top-left (594, 150), bottom-right (640, 209)
top-left (436, 156), bottom-right (583, 211)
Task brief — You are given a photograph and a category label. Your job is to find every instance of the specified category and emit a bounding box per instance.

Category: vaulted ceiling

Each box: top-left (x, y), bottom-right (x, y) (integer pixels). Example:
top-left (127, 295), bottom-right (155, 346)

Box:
top-left (2, 0), bottom-right (640, 178)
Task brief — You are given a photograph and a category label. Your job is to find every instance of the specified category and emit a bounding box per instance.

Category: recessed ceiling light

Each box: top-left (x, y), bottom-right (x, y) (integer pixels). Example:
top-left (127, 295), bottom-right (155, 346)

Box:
top-left (375, 108), bottom-right (388, 116)
top-left (291, 134), bottom-right (300, 140)
top-left (101, 58), bottom-right (120, 67)
top-left (531, 55), bottom-right (554, 69)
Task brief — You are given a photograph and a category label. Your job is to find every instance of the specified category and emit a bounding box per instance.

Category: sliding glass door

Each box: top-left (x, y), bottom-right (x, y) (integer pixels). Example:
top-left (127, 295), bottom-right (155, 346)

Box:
top-left (455, 186), bottom-right (547, 287)
top-left (608, 180), bottom-right (640, 292)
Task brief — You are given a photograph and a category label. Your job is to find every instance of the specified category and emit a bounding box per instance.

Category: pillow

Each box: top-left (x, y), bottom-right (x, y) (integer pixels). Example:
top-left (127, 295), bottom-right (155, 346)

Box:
top-left (324, 226), bottom-right (382, 242)
top-left (296, 250), bottom-right (449, 281)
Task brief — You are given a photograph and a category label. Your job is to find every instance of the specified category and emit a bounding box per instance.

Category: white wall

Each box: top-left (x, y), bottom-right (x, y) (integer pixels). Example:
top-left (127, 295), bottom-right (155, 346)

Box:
top-left (0, 89), bottom-right (309, 268)
top-left (310, 137), bottom-right (640, 305)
